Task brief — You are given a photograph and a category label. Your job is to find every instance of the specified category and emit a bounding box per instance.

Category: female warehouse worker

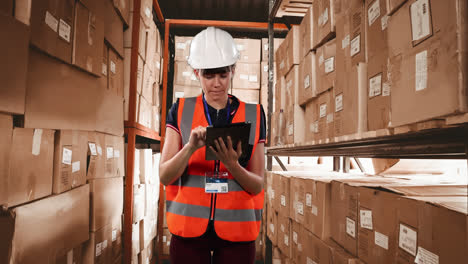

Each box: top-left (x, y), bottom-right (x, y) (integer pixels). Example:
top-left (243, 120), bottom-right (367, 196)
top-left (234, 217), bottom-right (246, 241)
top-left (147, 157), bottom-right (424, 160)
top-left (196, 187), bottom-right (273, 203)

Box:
top-left (159, 27), bottom-right (267, 264)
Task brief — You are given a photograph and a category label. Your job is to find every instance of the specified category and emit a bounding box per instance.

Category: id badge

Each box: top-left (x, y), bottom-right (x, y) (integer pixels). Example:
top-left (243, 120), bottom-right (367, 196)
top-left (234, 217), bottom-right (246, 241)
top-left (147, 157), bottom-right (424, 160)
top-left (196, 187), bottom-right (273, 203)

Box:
top-left (205, 172), bottom-right (229, 193)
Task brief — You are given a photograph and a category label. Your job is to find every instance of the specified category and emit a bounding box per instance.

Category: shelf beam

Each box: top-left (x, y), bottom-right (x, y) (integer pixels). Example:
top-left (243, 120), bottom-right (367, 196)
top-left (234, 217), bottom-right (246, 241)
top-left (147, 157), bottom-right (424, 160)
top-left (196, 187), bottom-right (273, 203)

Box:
top-left (269, 0), bottom-right (282, 21)
top-left (166, 19), bottom-right (288, 31)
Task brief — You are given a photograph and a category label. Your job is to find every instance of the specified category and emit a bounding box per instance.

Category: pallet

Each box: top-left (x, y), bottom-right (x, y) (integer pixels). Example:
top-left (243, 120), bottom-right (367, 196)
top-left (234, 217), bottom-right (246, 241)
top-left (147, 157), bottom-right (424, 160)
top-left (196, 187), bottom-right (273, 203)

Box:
top-left (276, 0), bottom-right (313, 18)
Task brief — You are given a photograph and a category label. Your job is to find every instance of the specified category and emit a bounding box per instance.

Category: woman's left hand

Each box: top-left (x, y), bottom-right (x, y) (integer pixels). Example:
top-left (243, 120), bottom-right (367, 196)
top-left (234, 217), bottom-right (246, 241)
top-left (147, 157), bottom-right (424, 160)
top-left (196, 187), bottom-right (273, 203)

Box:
top-left (210, 136), bottom-right (242, 169)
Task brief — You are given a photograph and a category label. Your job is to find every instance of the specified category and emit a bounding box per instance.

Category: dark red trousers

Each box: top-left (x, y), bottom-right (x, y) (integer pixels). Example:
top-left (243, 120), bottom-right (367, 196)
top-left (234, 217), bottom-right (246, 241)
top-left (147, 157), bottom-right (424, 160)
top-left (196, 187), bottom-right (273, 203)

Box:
top-left (169, 223), bottom-right (256, 264)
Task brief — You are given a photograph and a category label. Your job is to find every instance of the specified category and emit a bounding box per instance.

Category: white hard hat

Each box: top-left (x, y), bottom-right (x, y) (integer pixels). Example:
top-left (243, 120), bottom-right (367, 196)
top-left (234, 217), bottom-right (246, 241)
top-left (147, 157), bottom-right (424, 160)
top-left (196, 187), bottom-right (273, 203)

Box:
top-left (187, 27), bottom-right (240, 69)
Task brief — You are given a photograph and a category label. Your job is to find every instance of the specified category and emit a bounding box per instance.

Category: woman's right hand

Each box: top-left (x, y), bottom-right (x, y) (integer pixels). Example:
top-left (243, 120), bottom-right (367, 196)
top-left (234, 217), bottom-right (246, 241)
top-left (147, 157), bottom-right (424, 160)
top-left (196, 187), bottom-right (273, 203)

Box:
top-left (187, 126), bottom-right (206, 152)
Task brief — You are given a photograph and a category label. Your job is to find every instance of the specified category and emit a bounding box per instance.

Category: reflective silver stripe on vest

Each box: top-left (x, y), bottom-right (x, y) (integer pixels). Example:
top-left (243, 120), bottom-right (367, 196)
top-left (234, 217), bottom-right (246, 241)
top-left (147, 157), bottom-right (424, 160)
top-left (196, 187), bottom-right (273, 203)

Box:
top-left (245, 103), bottom-right (257, 145)
top-left (167, 200), bottom-right (262, 222)
top-left (216, 208), bottom-right (263, 222)
top-left (180, 97), bottom-right (197, 145)
top-left (169, 174), bottom-right (245, 192)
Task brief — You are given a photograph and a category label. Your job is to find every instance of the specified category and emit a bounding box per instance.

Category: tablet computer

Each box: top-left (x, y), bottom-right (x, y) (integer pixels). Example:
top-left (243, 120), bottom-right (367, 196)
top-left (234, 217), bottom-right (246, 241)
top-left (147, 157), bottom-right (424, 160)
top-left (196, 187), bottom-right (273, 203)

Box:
top-left (205, 122), bottom-right (251, 161)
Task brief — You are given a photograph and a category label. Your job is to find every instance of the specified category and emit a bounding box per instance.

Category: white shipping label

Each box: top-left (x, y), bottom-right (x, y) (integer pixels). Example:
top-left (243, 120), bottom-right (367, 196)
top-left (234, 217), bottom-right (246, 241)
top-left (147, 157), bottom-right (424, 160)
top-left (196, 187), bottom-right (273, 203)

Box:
top-left (58, 19), bottom-right (71, 43)
top-left (175, 92), bottom-right (185, 98)
top-left (45, 11), bottom-right (59, 32)
top-left (97, 145), bottom-right (102, 156)
top-left (102, 240), bottom-right (108, 249)
top-left (32, 129), bottom-right (43, 156)
top-left (415, 50), bottom-right (428, 91)
top-left (284, 235), bottom-right (289, 246)
top-left (281, 224), bottom-right (285, 232)
top-left (304, 75), bottom-right (310, 89)
top-left (110, 61), bottom-right (116, 74)
top-left (360, 209), bottom-right (373, 230)
top-left (312, 205), bottom-right (318, 216)
top-left (346, 217), bottom-right (356, 238)
top-left (145, 7), bottom-right (151, 18)
top-left (271, 189), bottom-right (275, 199)
top-left (269, 223), bottom-right (275, 233)
top-left (415, 247), bottom-right (439, 264)
top-left (375, 231), bottom-right (389, 250)
top-left (326, 113), bottom-right (333, 124)
top-left (112, 230), bottom-right (117, 242)
top-left (319, 54), bottom-right (324, 65)
top-left (67, 250), bottom-right (73, 264)
top-left (350, 35), bottom-right (361, 57)
top-left (72, 161), bottom-right (80, 173)
top-left (368, 0), bottom-right (381, 26)
top-left (114, 150), bottom-right (120, 158)
top-left (88, 143), bottom-right (97, 156)
top-left (102, 63), bottom-right (108, 76)
top-left (297, 202), bottom-right (304, 215)
top-left (176, 43), bottom-right (186, 49)
top-left (264, 44), bottom-right (269, 51)
top-left (335, 94), bottom-right (343, 112)
top-left (163, 236), bottom-right (167, 243)
top-left (281, 195), bottom-right (286, 206)
top-left (95, 243), bottom-right (102, 257)
top-left (382, 82), bottom-right (391, 96)
top-left (322, 8), bottom-right (329, 26)
top-left (306, 193), bottom-right (312, 207)
top-left (307, 257), bottom-right (318, 264)
top-left (264, 65), bottom-right (268, 72)
top-left (107, 147), bottom-right (114, 159)
top-left (320, 104), bottom-right (327, 118)
top-left (236, 44), bottom-right (245, 51)
top-left (369, 74), bottom-right (382, 97)
top-left (381, 15), bottom-right (389, 30)
top-left (324, 57), bottom-right (335, 73)
top-left (293, 231), bottom-right (298, 244)
top-left (182, 71), bottom-right (191, 77)
top-left (288, 124), bottom-right (294, 136)
top-left (342, 35), bottom-right (350, 49)
top-left (411, 0), bottom-right (431, 41)
top-left (249, 75), bottom-right (258, 82)
top-left (399, 224), bottom-right (418, 256)
top-left (240, 74), bottom-right (249, 80)
top-left (156, 61), bottom-right (161, 69)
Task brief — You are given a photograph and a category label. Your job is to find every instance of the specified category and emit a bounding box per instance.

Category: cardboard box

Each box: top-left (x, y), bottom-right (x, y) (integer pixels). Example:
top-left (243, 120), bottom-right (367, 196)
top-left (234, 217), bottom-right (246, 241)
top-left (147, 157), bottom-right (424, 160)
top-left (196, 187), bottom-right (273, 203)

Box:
top-left (0, 114), bottom-right (13, 206)
top-left (89, 177), bottom-right (124, 232)
top-left (365, 0), bottom-right (391, 130)
top-left (101, 44), bottom-right (109, 89)
top-left (72, 1), bottom-right (104, 76)
top-left (139, 149), bottom-right (153, 183)
top-left (357, 186), bottom-right (401, 264)
top-left (132, 222), bottom-right (140, 256)
top-left (272, 246), bottom-right (291, 264)
top-left (56, 244), bottom-right (83, 264)
top-left (275, 40), bottom-right (287, 78)
top-left (316, 89), bottom-right (335, 141)
top-left (113, 0), bottom-right (130, 26)
top-left (83, 224), bottom-right (113, 264)
top-left (387, 0), bottom-right (468, 127)
top-left (331, 241), bottom-right (363, 264)
top-left (19, 0), bottom-right (75, 63)
top-left (396, 196), bottom-right (468, 264)
top-left (146, 21), bottom-right (157, 72)
top-left (103, 0), bottom-right (124, 57)
top-left (386, 0), bottom-right (407, 15)
top-left (174, 36), bottom-right (193, 62)
top-left (261, 38), bottom-right (284, 62)
top-left (0, 185), bottom-right (90, 263)
top-left (133, 184), bottom-right (146, 222)
top-left (274, 75), bottom-right (285, 113)
top-left (234, 38), bottom-right (261, 63)
top-left (0, 12), bottom-right (29, 115)
top-left (0, 0), bottom-right (13, 15)
top-left (124, 50), bottom-right (144, 121)
top-left (87, 132), bottom-right (106, 179)
top-left (276, 173), bottom-right (291, 218)
top-left (298, 51), bottom-right (317, 106)
top-left (123, 12), bottom-right (148, 60)
top-left (139, 0), bottom-right (153, 27)
top-left (173, 85), bottom-right (202, 103)
top-left (140, 217), bottom-right (157, 252)
top-left (277, 213), bottom-right (291, 257)
top-left (53, 130), bottom-right (88, 194)
top-left (267, 203), bottom-right (278, 245)
top-left (284, 65), bottom-right (298, 107)
top-left (313, 0), bottom-right (336, 49)
top-left (109, 47), bottom-right (124, 97)
top-left (145, 184), bottom-right (160, 220)
top-left (142, 63), bottom-right (154, 102)
top-left (232, 89), bottom-right (260, 104)
top-left (7, 128), bottom-right (55, 208)
top-left (233, 62), bottom-right (261, 89)
top-left (348, 0), bottom-right (366, 66)
top-left (315, 38), bottom-right (336, 95)
top-left (281, 25), bottom-right (301, 77)
top-left (162, 228), bottom-right (172, 255)
top-left (290, 220), bottom-right (305, 264)
top-left (95, 87), bottom-right (125, 137)
top-left (25, 49), bottom-right (96, 132)
top-left (174, 61), bottom-right (200, 87)
top-left (304, 99), bottom-right (318, 142)
top-left (137, 95), bottom-right (152, 129)
top-left (153, 52), bottom-right (162, 89)
top-left (299, 7), bottom-right (315, 61)
top-left (111, 218), bottom-right (123, 261)
top-left (265, 172), bottom-right (277, 213)
top-left (260, 62), bottom-right (269, 89)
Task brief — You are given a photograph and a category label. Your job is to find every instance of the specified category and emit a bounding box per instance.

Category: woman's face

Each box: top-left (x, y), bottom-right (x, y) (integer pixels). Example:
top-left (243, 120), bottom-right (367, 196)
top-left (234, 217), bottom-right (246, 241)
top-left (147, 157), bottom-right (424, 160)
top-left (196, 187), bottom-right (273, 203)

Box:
top-left (197, 69), bottom-right (232, 101)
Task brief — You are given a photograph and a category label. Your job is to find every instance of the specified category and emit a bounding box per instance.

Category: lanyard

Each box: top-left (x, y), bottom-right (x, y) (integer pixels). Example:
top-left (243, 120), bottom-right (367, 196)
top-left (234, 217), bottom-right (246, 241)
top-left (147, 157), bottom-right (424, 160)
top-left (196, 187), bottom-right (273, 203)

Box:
top-left (202, 94), bottom-right (230, 126)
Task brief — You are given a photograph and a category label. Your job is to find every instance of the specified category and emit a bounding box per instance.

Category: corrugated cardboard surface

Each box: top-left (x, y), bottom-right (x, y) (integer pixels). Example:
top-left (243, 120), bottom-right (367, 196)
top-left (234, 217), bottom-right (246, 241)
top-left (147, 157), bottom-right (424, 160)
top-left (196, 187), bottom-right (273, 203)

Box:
top-left (113, 0), bottom-right (130, 26)
top-left (174, 36), bottom-right (193, 62)
top-left (0, 185), bottom-right (89, 263)
top-left (174, 61), bottom-right (200, 87)
top-left (138, 95), bottom-right (152, 129)
top-left (277, 213), bottom-right (291, 257)
top-left (95, 88), bottom-right (124, 137)
top-left (386, 0), bottom-right (407, 15)
top-left (290, 220), bottom-right (304, 264)
top-left (0, 114), bottom-right (13, 207)
top-left (8, 128), bottom-right (55, 208)
top-left (142, 63), bottom-right (154, 103)
top-left (173, 85), bottom-right (202, 103)
top-left (89, 177), bottom-right (124, 232)
top-left (53, 130), bottom-right (88, 194)
top-left (232, 89), bottom-right (260, 104)
top-left (232, 63), bottom-right (261, 89)
top-left (82, 223), bottom-right (113, 264)
top-left (108, 47), bottom-right (124, 97)
top-left (388, 0), bottom-right (468, 127)
top-left (100, 44), bottom-right (109, 90)
top-left (299, 51), bottom-right (317, 106)
top-left (315, 38), bottom-right (336, 95)
top-left (277, 173), bottom-right (291, 218)
top-left (133, 184), bottom-right (146, 223)
top-left (139, 149), bottom-right (153, 184)
top-left (284, 65), bottom-right (298, 107)
top-left (284, 26), bottom-right (301, 77)
top-left (123, 12), bottom-right (148, 60)
top-left (140, 0), bottom-right (153, 27)
top-left (316, 89), bottom-right (335, 141)
top-left (267, 204), bottom-right (278, 245)
top-left (304, 99), bottom-right (318, 142)
top-left (261, 38), bottom-right (284, 62)
top-left (0, 12), bottom-right (29, 115)
top-left (299, 6), bottom-right (315, 61)
top-left (0, 0), bottom-right (13, 15)
top-left (103, 0), bottom-right (124, 57)
top-left (56, 244), bottom-right (83, 264)
top-left (349, 0), bottom-right (366, 65)
top-left (234, 38), bottom-right (261, 63)
top-left (366, 0), bottom-right (391, 130)
top-left (313, 0), bottom-right (335, 49)
top-left (162, 228), bottom-right (172, 255)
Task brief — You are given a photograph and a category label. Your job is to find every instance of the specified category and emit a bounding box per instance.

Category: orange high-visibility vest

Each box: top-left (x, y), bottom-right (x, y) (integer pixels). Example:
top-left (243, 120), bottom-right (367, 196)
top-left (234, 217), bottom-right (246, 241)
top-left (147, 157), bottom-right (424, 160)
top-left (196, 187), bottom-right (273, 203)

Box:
top-left (165, 95), bottom-right (264, 242)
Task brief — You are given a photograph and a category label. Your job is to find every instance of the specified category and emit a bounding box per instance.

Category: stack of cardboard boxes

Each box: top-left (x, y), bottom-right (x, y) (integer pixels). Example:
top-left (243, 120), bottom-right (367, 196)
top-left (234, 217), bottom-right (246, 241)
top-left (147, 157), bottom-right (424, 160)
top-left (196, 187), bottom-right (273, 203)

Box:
top-left (131, 149), bottom-right (160, 262)
top-left (0, 0), bottom-right (130, 263)
top-left (272, 0), bottom-right (468, 146)
top-left (172, 36), bottom-right (201, 102)
top-left (124, 0), bottom-right (162, 133)
top-left (265, 170), bottom-right (468, 264)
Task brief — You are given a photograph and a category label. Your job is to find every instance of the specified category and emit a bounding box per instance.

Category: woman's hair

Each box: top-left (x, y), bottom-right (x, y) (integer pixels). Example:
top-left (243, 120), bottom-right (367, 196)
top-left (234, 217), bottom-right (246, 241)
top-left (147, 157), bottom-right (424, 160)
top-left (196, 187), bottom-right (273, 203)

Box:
top-left (199, 64), bottom-right (235, 77)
